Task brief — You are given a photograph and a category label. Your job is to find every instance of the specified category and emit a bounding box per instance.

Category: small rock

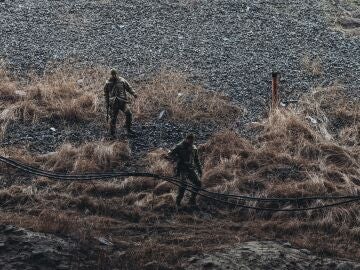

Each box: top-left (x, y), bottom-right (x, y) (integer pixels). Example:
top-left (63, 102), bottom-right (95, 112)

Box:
top-left (15, 90), bottom-right (26, 97)
top-left (336, 262), bottom-right (354, 270)
top-left (158, 110), bottom-right (166, 120)
top-left (77, 79), bottom-right (84, 87)
top-left (96, 237), bottom-right (113, 246)
top-left (144, 261), bottom-right (171, 270)
top-left (305, 116), bottom-right (318, 124)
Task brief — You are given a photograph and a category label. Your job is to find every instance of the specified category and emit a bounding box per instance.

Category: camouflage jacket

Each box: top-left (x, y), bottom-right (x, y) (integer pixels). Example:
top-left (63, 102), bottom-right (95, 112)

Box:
top-left (104, 76), bottom-right (135, 105)
top-left (169, 141), bottom-right (202, 173)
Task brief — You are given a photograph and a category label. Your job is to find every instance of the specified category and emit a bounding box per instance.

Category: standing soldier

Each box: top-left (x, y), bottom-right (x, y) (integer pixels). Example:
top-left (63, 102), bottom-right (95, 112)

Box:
top-left (104, 69), bottom-right (137, 137)
top-left (169, 134), bottom-right (203, 207)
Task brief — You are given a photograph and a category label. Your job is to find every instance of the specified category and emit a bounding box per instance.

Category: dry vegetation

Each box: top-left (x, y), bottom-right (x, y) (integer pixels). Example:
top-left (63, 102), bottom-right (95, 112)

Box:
top-left (0, 140), bottom-right (131, 176)
top-left (0, 62), bottom-right (241, 138)
top-left (133, 70), bottom-right (241, 124)
top-left (332, 0), bottom-right (360, 35)
top-left (0, 63), bottom-right (359, 268)
top-left (302, 55), bottom-right (323, 76)
top-left (0, 62), bottom-right (105, 137)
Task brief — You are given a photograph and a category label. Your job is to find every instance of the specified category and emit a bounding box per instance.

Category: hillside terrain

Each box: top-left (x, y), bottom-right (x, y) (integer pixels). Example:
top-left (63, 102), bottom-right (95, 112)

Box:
top-left (0, 0), bottom-right (359, 269)
top-left (1, 0), bottom-right (360, 123)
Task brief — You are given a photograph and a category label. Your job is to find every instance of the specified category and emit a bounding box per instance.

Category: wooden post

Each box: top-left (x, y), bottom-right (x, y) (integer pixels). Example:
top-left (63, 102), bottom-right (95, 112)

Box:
top-left (271, 72), bottom-right (280, 110)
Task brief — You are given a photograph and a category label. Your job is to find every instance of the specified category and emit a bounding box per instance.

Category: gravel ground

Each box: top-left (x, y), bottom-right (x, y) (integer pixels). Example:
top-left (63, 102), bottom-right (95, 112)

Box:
top-left (1, 118), bottom-right (216, 154)
top-left (1, 0), bottom-right (359, 123)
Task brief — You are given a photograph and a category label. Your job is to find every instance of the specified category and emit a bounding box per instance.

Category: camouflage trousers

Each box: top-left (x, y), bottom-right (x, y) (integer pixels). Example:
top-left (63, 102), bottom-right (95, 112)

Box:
top-left (176, 168), bottom-right (201, 205)
top-left (109, 100), bottom-right (132, 136)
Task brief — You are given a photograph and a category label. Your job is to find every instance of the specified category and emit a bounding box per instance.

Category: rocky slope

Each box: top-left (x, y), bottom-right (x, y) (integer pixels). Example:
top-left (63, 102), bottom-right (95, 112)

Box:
top-left (0, 225), bottom-right (90, 270)
top-left (2, 225), bottom-right (360, 270)
top-left (1, 0), bottom-right (359, 123)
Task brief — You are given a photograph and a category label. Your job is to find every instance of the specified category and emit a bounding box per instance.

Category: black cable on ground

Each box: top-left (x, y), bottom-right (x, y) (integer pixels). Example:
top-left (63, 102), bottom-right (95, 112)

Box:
top-left (1, 155), bottom-right (360, 211)
top-left (1, 155), bottom-right (359, 202)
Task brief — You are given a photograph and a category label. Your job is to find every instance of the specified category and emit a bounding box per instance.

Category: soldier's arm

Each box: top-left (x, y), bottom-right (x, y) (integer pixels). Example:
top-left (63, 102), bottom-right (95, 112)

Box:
top-left (124, 79), bottom-right (137, 98)
top-left (168, 144), bottom-right (180, 160)
top-left (194, 148), bottom-right (202, 176)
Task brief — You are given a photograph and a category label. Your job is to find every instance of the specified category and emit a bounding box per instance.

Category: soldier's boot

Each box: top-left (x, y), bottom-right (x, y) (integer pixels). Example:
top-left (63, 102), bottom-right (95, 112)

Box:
top-left (188, 195), bottom-right (197, 207)
top-left (125, 112), bottom-right (136, 136)
top-left (109, 123), bottom-right (116, 138)
top-left (175, 197), bottom-right (182, 208)
top-left (176, 188), bottom-right (185, 207)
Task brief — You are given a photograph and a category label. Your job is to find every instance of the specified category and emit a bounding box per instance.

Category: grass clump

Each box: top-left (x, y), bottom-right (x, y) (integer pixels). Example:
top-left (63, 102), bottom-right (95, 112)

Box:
top-left (41, 140), bottom-right (131, 173)
top-left (133, 70), bottom-right (242, 124)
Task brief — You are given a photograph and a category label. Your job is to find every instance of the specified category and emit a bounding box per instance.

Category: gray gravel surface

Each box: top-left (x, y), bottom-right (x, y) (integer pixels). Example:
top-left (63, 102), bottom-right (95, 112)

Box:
top-left (2, 119), bottom-right (216, 154)
top-left (1, 0), bottom-right (359, 124)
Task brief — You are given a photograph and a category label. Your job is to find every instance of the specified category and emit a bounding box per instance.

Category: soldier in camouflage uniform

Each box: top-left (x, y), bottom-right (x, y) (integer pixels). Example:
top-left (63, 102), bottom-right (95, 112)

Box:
top-left (169, 134), bottom-right (203, 207)
top-left (104, 69), bottom-right (137, 136)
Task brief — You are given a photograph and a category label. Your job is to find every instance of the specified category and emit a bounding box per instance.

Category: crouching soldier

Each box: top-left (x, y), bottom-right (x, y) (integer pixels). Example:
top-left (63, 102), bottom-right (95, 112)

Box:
top-left (104, 69), bottom-right (137, 137)
top-left (169, 134), bottom-right (203, 207)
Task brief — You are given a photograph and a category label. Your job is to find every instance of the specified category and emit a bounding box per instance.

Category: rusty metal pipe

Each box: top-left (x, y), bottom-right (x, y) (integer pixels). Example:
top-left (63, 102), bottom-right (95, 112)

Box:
top-left (271, 72), bottom-right (280, 110)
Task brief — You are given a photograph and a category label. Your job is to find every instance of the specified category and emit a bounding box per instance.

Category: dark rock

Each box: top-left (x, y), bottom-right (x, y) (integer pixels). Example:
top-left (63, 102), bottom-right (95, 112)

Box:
top-left (186, 241), bottom-right (360, 270)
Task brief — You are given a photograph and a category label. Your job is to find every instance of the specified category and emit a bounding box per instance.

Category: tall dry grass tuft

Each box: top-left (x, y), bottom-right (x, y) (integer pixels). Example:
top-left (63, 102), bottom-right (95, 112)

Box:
top-left (0, 63), bottom-right (106, 137)
top-left (133, 70), bottom-right (242, 124)
top-left (41, 141), bottom-right (131, 173)
top-left (302, 55), bottom-right (323, 76)
top-left (0, 61), bottom-right (18, 101)
top-left (145, 148), bottom-right (173, 176)
top-left (299, 85), bottom-right (359, 138)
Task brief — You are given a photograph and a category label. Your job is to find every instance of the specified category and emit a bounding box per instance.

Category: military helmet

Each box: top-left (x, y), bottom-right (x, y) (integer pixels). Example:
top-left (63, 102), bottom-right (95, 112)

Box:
top-left (186, 133), bottom-right (195, 140)
top-left (110, 69), bottom-right (117, 76)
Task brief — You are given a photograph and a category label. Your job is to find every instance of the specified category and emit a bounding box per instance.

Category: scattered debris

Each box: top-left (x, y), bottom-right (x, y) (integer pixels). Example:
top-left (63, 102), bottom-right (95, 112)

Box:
top-left (158, 110), bottom-right (166, 120)
top-left (14, 90), bottom-right (26, 97)
top-left (306, 115), bottom-right (318, 124)
top-left (96, 237), bottom-right (113, 246)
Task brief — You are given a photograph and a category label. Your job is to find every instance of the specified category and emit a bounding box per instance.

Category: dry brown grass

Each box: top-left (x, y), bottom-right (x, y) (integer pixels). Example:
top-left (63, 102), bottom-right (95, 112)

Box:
top-left (40, 140), bottom-right (131, 173)
top-left (121, 85), bottom-right (359, 265)
top-left (301, 55), bottom-right (323, 76)
top-left (330, 0), bottom-right (360, 35)
top-left (0, 63), bottom-right (106, 138)
top-left (133, 70), bottom-right (241, 124)
top-left (0, 67), bottom-right (359, 268)
top-left (0, 140), bottom-right (131, 177)
top-left (0, 64), bottom-right (241, 138)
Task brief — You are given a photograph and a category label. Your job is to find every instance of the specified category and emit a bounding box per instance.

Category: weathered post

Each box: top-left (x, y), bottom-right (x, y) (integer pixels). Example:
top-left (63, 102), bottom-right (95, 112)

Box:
top-left (271, 72), bottom-right (280, 110)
